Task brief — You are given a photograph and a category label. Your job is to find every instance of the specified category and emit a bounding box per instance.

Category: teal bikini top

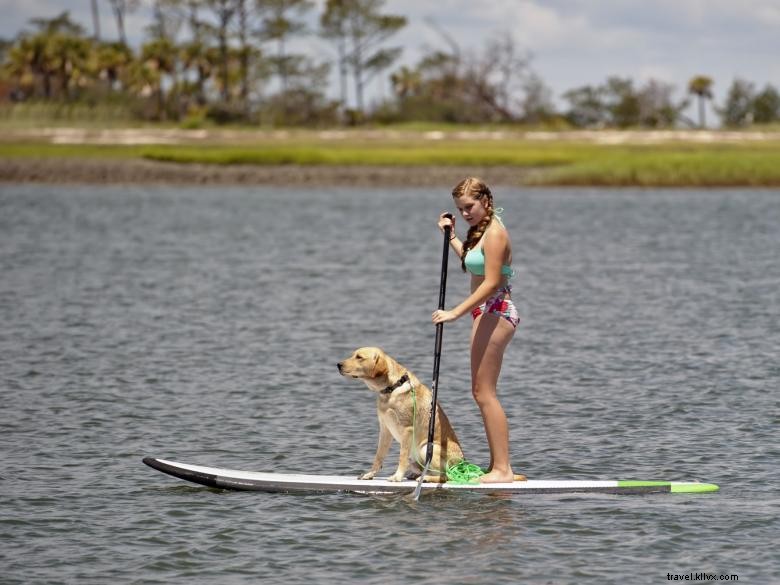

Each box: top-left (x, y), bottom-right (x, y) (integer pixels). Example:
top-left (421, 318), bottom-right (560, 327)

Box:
top-left (464, 247), bottom-right (514, 277)
top-left (463, 209), bottom-right (514, 278)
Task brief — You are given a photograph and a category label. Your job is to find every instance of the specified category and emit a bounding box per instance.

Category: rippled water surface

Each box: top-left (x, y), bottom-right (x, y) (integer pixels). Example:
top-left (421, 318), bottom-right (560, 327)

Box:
top-left (1, 184), bottom-right (778, 584)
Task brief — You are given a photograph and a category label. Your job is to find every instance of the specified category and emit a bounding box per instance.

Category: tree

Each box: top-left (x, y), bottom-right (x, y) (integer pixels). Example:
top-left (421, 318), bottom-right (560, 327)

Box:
top-left (636, 79), bottom-right (688, 128)
top-left (235, 0), bottom-right (252, 115)
top-left (687, 75), bottom-right (713, 128)
top-left (563, 85), bottom-right (606, 127)
top-left (450, 31), bottom-right (532, 123)
top-left (139, 37), bottom-right (177, 118)
top-left (180, 38), bottom-right (213, 105)
top-left (92, 41), bottom-right (134, 92)
top-left (4, 36), bottom-right (52, 98)
top-left (51, 34), bottom-right (92, 99)
top-left (6, 12), bottom-right (91, 100)
top-left (519, 73), bottom-right (555, 124)
top-left (203, 0), bottom-right (237, 102)
top-left (0, 38), bottom-right (11, 65)
top-left (91, 0), bottom-right (101, 40)
top-left (146, 0), bottom-right (185, 43)
top-left (752, 84), bottom-right (780, 124)
top-left (601, 76), bottom-right (640, 127)
top-left (28, 11), bottom-right (86, 36)
top-left (179, 0), bottom-right (210, 105)
top-left (389, 65), bottom-right (420, 99)
top-left (720, 78), bottom-right (755, 127)
top-left (320, 0), bottom-right (350, 112)
top-left (255, 0), bottom-right (312, 94)
top-left (382, 31), bottom-right (550, 125)
top-left (107, 0), bottom-right (139, 46)
top-left (342, 0), bottom-right (406, 115)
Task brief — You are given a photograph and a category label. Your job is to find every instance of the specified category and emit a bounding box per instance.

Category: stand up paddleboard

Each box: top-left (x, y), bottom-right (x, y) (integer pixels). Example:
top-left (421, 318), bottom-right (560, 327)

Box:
top-left (143, 458), bottom-right (719, 495)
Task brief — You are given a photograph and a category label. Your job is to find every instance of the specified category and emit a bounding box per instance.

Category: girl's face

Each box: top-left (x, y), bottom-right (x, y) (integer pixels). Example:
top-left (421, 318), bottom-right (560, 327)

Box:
top-left (454, 194), bottom-right (487, 227)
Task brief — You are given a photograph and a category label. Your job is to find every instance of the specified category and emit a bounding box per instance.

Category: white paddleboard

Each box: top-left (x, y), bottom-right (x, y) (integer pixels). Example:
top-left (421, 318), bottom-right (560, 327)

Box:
top-left (143, 458), bottom-right (719, 495)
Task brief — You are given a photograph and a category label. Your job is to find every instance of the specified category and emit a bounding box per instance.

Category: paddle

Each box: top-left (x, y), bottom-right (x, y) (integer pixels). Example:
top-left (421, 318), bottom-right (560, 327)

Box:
top-left (413, 213), bottom-right (453, 501)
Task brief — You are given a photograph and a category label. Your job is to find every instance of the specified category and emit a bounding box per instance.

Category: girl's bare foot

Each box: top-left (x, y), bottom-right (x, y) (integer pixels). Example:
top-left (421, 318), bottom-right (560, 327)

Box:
top-left (479, 469), bottom-right (515, 483)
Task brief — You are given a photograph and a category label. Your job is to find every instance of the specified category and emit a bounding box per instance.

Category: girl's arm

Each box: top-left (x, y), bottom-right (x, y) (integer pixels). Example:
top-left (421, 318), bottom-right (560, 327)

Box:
top-left (449, 234), bottom-right (464, 257)
top-left (432, 226), bottom-right (508, 325)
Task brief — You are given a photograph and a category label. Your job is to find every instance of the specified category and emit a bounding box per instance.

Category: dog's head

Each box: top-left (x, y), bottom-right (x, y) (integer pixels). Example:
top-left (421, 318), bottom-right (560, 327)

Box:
top-left (337, 347), bottom-right (390, 383)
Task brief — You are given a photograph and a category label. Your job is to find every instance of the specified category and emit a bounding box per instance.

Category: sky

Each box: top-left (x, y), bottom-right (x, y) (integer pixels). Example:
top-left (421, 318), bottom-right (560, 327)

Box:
top-left (3, 0), bottom-right (780, 122)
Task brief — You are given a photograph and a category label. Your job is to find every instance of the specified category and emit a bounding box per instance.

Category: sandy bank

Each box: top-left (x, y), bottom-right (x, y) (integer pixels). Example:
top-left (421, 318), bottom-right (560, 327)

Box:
top-left (5, 127), bottom-right (780, 145)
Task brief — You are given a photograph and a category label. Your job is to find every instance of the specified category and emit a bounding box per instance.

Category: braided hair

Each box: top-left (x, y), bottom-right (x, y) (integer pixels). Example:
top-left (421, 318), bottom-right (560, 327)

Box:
top-left (452, 177), bottom-right (494, 272)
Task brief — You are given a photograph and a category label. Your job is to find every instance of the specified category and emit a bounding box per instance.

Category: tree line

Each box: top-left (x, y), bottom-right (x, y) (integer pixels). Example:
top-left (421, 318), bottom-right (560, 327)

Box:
top-left (1, 1), bottom-right (778, 128)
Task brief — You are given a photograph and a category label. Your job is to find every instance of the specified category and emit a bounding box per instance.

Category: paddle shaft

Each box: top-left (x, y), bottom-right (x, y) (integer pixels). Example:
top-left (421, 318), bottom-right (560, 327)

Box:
top-left (414, 215), bottom-right (452, 500)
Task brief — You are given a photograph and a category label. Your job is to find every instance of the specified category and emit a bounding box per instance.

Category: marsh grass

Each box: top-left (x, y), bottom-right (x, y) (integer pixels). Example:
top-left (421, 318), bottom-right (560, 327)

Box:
top-left (2, 132), bottom-right (779, 186)
top-left (0, 143), bottom-right (144, 158)
top-left (138, 140), bottom-right (587, 167)
top-left (138, 140), bottom-right (780, 186)
top-left (530, 144), bottom-right (780, 186)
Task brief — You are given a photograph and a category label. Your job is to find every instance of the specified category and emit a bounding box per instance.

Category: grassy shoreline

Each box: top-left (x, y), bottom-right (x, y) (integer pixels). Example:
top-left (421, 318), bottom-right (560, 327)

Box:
top-left (2, 127), bottom-right (779, 186)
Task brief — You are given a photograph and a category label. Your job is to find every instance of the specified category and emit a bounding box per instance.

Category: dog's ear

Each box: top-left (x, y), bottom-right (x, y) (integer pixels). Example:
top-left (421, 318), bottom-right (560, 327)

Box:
top-left (370, 352), bottom-right (388, 379)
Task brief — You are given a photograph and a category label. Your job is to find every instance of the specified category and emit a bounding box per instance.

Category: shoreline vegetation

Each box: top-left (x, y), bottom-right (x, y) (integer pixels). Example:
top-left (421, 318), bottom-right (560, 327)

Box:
top-left (2, 126), bottom-right (779, 187)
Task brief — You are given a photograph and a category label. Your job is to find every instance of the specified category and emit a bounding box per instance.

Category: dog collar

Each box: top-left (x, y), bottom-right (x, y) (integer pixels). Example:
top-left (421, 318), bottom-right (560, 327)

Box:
top-left (380, 373), bottom-right (410, 395)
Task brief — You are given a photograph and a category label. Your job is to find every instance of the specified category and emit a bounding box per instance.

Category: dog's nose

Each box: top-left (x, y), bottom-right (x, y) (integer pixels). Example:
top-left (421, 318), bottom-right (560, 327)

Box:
top-left (337, 362), bottom-right (343, 372)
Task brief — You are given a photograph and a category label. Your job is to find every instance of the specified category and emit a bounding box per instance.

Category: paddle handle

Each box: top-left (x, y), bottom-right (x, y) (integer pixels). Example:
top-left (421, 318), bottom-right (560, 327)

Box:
top-left (424, 214), bottom-right (453, 466)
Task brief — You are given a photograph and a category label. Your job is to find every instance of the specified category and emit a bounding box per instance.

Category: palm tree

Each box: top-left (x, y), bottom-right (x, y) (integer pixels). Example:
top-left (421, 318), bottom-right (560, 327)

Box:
top-left (92, 41), bottom-right (134, 91)
top-left (180, 39), bottom-right (212, 104)
top-left (389, 65), bottom-right (420, 98)
top-left (140, 38), bottom-right (177, 118)
top-left (9, 11), bottom-right (90, 99)
top-left (51, 34), bottom-right (92, 99)
top-left (11, 34), bottom-right (58, 98)
top-left (688, 75), bottom-right (713, 128)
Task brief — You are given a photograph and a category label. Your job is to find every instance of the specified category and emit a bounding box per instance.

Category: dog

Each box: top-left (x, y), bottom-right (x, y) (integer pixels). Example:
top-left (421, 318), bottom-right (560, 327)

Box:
top-left (337, 346), bottom-right (464, 482)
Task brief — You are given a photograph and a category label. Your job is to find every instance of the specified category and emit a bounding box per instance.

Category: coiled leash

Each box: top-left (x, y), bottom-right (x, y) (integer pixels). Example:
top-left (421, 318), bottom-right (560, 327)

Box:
top-left (410, 381), bottom-right (485, 485)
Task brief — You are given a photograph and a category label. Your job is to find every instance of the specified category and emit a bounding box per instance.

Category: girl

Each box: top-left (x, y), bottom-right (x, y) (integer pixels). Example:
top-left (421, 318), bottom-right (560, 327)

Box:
top-left (432, 177), bottom-right (522, 483)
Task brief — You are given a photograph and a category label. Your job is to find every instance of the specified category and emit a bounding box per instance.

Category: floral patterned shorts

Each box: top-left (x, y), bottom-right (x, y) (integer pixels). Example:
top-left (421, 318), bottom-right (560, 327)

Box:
top-left (471, 286), bottom-right (520, 329)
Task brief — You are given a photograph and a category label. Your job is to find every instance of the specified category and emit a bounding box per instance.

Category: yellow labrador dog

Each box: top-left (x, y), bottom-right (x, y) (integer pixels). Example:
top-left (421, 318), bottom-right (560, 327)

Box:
top-left (337, 346), bottom-right (464, 482)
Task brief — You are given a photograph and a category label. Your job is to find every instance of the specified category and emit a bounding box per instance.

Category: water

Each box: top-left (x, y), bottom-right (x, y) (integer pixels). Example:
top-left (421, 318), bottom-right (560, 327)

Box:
top-left (1, 184), bottom-right (778, 584)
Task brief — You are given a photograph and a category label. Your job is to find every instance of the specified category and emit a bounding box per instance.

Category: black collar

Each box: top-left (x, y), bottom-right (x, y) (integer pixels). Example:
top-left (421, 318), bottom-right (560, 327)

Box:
top-left (380, 373), bottom-right (410, 395)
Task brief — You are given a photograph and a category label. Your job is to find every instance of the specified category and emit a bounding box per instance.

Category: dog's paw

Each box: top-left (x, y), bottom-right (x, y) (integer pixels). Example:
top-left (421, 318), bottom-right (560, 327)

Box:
top-left (358, 471), bottom-right (376, 480)
top-left (388, 472), bottom-right (406, 482)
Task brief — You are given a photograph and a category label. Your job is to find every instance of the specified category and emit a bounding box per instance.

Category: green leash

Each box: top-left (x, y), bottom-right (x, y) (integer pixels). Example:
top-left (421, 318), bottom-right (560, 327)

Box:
top-left (445, 461), bottom-right (486, 484)
top-left (410, 381), bottom-right (485, 485)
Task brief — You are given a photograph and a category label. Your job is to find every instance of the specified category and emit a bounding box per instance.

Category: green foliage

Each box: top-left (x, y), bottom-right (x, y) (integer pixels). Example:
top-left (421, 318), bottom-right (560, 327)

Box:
top-left (752, 85), bottom-right (780, 124)
top-left (563, 77), bottom-right (689, 128)
top-left (721, 79), bottom-right (755, 127)
top-left (1, 6), bottom-right (779, 130)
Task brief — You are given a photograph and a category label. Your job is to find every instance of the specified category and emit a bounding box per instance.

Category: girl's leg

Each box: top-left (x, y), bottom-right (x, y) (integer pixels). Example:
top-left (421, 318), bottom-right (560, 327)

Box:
top-left (470, 313), bottom-right (516, 483)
